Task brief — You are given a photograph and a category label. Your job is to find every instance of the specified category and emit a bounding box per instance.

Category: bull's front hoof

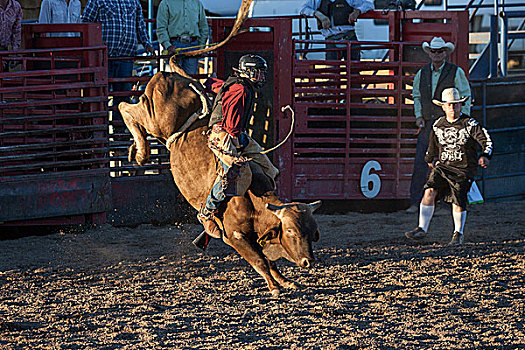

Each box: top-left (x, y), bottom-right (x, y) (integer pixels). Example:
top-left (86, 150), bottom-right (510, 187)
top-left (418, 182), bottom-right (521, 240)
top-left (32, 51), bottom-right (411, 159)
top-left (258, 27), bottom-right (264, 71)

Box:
top-left (128, 143), bottom-right (137, 163)
top-left (136, 152), bottom-right (149, 166)
top-left (270, 289), bottom-right (281, 298)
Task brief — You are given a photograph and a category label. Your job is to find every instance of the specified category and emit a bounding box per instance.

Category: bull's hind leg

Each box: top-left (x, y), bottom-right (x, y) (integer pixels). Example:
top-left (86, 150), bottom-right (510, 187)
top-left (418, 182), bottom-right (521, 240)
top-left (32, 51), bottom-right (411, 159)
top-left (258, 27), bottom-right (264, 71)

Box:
top-left (224, 232), bottom-right (282, 297)
top-left (268, 260), bottom-right (299, 290)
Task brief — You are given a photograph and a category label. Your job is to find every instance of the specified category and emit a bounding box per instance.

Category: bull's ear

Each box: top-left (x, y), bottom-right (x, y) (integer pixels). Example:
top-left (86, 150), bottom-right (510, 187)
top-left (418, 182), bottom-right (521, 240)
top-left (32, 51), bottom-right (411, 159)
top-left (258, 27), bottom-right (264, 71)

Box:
top-left (312, 229), bottom-right (320, 242)
top-left (266, 203), bottom-right (285, 220)
top-left (308, 200), bottom-right (322, 213)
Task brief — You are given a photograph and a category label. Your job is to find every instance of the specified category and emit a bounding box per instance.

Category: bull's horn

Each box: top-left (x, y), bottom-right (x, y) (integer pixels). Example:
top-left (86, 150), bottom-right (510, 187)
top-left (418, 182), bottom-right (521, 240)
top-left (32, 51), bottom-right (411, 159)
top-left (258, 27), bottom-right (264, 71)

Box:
top-left (266, 203), bottom-right (284, 211)
top-left (308, 200), bottom-right (322, 213)
top-left (266, 203), bottom-right (286, 220)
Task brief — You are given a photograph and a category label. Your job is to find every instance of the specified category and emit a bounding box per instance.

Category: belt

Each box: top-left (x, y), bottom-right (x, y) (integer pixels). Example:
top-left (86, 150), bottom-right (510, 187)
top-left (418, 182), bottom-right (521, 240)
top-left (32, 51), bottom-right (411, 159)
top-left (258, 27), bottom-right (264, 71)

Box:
top-left (326, 30), bottom-right (355, 41)
top-left (170, 35), bottom-right (198, 44)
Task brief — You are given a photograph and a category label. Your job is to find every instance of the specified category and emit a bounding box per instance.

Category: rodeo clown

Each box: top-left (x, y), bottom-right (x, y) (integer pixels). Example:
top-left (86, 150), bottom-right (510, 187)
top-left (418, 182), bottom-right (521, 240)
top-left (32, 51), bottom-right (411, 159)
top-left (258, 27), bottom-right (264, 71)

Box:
top-left (404, 87), bottom-right (493, 245)
top-left (197, 54), bottom-right (279, 239)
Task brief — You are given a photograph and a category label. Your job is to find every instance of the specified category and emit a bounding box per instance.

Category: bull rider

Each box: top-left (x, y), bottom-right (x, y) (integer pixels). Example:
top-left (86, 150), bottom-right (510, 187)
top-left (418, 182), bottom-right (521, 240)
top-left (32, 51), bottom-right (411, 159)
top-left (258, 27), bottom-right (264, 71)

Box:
top-left (198, 54), bottom-right (279, 240)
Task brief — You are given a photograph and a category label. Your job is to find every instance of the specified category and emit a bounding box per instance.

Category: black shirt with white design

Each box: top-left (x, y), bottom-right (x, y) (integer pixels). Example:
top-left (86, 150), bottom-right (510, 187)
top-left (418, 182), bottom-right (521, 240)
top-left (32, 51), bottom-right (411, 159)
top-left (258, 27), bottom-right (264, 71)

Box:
top-left (425, 115), bottom-right (493, 178)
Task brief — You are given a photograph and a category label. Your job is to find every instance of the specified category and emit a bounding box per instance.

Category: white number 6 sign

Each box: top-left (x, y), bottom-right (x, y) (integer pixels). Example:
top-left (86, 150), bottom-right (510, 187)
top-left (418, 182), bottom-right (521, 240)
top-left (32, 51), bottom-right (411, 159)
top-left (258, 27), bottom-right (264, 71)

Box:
top-left (360, 160), bottom-right (382, 198)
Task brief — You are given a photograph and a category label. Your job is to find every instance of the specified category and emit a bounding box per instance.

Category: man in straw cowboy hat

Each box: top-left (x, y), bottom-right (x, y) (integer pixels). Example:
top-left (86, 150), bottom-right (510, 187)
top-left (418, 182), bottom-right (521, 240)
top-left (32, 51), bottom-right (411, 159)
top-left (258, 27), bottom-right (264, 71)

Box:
top-left (404, 87), bottom-right (493, 245)
top-left (406, 36), bottom-right (472, 215)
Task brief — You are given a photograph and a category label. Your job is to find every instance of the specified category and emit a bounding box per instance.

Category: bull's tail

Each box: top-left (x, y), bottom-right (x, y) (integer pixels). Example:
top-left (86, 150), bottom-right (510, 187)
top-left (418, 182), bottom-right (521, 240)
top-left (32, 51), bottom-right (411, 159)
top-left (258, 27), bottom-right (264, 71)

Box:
top-left (168, 0), bottom-right (254, 58)
top-left (168, 59), bottom-right (192, 79)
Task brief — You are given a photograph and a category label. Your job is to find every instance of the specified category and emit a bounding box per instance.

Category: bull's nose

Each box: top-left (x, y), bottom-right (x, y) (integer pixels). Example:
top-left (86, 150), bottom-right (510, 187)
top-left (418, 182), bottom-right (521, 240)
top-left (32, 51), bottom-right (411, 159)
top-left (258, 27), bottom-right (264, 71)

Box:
top-left (300, 258), bottom-right (313, 268)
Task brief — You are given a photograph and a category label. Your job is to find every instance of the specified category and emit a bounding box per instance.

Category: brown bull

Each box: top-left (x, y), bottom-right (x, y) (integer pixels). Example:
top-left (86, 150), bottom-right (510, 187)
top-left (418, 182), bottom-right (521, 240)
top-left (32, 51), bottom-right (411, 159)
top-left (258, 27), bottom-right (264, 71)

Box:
top-left (119, 67), bottom-right (321, 297)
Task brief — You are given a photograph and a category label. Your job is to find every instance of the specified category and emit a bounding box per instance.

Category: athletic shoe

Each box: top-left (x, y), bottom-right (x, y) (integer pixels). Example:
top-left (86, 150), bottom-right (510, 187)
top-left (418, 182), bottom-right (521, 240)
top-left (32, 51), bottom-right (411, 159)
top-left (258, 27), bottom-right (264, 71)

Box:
top-left (404, 227), bottom-right (426, 240)
top-left (448, 231), bottom-right (464, 245)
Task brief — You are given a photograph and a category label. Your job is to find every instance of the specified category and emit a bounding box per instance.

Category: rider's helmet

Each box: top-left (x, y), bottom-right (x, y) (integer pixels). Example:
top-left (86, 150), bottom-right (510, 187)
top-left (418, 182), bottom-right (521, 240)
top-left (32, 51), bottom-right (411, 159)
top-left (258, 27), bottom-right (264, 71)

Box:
top-left (233, 54), bottom-right (268, 88)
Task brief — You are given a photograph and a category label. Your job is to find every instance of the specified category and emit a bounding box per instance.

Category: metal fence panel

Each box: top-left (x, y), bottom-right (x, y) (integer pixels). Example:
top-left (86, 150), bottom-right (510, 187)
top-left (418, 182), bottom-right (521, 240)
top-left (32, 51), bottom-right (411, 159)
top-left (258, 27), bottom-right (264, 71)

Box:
top-left (0, 24), bottom-right (110, 225)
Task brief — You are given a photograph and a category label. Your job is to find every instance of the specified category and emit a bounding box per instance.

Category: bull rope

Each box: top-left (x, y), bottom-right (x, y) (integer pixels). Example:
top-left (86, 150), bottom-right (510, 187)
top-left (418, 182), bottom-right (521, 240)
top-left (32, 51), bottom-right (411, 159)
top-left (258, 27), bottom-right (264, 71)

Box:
top-left (260, 105), bottom-right (295, 155)
top-left (165, 83), bottom-right (211, 150)
top-left (164, 103), bottom-right (295, 155)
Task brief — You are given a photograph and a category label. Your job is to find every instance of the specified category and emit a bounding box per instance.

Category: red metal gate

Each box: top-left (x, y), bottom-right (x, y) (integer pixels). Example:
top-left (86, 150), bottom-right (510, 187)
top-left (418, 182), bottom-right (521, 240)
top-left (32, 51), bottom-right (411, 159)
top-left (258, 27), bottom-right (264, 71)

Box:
top-left (0, 13), bottom-right (469, 225)
top-left (211, 11), bottom-right (468, 201)
top-left (0, 23), bottom-right (109, 225)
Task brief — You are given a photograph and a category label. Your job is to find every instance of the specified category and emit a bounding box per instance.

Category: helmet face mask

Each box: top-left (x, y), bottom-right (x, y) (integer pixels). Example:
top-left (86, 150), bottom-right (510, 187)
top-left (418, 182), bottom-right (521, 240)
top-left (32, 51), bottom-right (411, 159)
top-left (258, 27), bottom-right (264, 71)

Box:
top-left (234, 54), bottom-right (268, 88)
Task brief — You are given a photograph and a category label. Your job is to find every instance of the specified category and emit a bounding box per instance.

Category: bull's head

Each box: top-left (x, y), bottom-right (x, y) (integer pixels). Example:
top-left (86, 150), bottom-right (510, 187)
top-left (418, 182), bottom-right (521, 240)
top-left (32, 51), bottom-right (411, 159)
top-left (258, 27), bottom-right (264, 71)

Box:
top-left (262, 201), bottom-right (322, 268)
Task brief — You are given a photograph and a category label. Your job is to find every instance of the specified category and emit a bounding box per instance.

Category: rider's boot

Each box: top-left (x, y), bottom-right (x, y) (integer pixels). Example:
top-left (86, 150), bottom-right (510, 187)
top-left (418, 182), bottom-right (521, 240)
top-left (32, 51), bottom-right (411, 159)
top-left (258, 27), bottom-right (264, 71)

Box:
top-left (194, 207), bottom-right (222, 250)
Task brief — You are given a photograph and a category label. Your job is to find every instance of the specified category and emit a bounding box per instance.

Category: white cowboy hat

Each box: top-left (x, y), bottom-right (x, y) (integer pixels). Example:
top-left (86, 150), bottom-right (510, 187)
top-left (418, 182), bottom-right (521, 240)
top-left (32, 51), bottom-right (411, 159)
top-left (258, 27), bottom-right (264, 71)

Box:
top-left (433, 88), bottom-right (469, 106)
top-left (422, 37), bottom-right (455, 54)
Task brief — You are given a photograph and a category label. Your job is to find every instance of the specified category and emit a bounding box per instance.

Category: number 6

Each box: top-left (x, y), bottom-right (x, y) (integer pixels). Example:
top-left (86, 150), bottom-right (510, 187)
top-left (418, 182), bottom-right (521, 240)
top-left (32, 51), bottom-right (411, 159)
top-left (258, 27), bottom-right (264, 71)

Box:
top-left (360, 160), bottom-right (382, 198)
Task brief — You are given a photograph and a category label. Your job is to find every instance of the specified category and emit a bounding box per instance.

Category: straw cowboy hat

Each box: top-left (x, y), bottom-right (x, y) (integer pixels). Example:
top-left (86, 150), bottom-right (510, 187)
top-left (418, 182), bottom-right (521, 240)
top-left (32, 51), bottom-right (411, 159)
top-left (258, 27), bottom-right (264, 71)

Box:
top-left (422, 37), bottom-right (455, 54)
top-left (433, 88), bottom-right (469, 106)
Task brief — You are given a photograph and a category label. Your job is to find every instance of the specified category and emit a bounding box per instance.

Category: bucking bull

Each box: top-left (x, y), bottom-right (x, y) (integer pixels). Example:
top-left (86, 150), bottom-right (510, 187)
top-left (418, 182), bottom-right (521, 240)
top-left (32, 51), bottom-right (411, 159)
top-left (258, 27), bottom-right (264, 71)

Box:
top-left (118, 63), bottom-right (321, 297)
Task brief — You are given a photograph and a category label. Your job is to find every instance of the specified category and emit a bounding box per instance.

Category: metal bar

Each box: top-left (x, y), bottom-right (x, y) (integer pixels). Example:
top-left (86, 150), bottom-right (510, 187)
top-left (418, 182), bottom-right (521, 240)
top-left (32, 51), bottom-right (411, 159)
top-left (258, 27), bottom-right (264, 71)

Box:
top-left (488, 126), bottom-right (525, 133)
top-left (476, 102), bottom-right (525, 109)
top-left (469, 0), bottom-right (485, 22)
top-left (508, 31), bottom-right (525, 39)
top-left (148, 0), bottom-right (153, 39)
top-left (485, 193), bottom-right (525, 200)
top-left (0, 96), bottom-right (106, 109)
top-left (0, 68), bottom-right (104, 81)
top-left (0, 167), bottom-right (108, 180)
top-left (448, 2), bottom-right (525, 9)
top-left (0, 125), bottom-right (107, 138)
top-left (109, 164), bottom-right (170, 172)
top-left (0, 158), bottom-right (109, 173)
top-left (483, 171), bottom-right (525, 179)
top-left (503, 10), bottom-right (525, 17)
top-left (293, 157), bottom-right (414, 164)
top-left (500, 13), bottom-right (508, 77)
top-left (0, 111), bottom-right (106, 123)
top-left (0, 138), bottom-right (107, 153)
top-left (490, 15), bottom-right (499, 77)
top-left (0, 80), bottom-right (105, 94)
top-left (0, 45), bottom-right (106, 55)
top-left (471, 79), bottom-right (525, 86)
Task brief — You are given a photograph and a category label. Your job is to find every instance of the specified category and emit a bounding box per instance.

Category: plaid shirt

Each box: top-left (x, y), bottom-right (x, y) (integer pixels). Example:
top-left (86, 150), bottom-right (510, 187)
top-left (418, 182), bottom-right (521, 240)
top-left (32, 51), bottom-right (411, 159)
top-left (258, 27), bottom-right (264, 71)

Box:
top-left (82, 0), bottom-right (152, 57)
top-left (0, 0), bottom-right (22, 50)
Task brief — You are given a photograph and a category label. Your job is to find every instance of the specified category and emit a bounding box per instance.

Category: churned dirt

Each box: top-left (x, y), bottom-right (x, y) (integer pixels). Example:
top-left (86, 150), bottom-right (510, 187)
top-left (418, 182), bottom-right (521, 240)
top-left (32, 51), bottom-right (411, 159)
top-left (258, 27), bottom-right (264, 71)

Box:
top-left (0, 199), bottom-right (524, 349)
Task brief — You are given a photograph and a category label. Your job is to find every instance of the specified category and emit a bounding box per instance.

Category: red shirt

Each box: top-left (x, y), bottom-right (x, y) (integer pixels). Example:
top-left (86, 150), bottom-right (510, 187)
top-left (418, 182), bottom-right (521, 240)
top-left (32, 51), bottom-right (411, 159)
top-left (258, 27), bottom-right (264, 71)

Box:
top-left (206, 77), bottom-right (249, 138)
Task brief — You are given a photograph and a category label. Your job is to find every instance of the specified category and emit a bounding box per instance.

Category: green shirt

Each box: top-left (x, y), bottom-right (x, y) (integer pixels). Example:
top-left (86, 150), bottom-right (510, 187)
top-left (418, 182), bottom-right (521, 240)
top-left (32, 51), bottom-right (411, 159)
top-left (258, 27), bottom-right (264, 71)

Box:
top-left (413, 62), bottom-right (471, 118)
top-left (156, 0), bottom-right (209, 49)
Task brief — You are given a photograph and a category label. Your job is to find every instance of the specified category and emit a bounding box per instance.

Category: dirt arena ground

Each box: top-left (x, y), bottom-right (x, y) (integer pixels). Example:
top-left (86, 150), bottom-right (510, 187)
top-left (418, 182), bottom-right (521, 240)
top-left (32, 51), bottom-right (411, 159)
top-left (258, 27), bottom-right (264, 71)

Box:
top-left (0, 199), bottom-right (524, 349)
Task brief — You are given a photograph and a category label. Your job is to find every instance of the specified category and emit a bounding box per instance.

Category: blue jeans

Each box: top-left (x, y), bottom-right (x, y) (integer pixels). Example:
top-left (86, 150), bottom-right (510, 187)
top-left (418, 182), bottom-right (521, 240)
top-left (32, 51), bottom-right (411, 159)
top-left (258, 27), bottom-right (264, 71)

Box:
top-left (204, 133), bottom-right (249, 212)
top-left (108, 59), bottom-right (134, 128)
top-left (326, 30), bottom-right (360, 61)
top-left (170, 39), bottom-right (199, 75)
top-left (205, 161), bottom-right (229, 212)
top-left (409, 123), bottom-right (432, 206)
